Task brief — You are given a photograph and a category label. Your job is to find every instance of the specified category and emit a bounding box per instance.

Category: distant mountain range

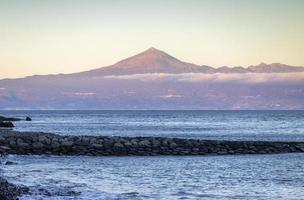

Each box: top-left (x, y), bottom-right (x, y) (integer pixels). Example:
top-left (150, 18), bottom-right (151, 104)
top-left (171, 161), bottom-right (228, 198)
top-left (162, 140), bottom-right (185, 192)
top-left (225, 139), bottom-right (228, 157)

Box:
top-left (68, 47), bottom-right (304, 76)
top-left (0, 48), bottom-right (303, 110)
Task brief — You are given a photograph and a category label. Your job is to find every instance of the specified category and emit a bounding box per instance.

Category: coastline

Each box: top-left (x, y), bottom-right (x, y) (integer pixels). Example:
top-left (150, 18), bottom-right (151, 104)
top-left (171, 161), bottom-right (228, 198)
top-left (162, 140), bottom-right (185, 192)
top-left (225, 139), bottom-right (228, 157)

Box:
top-left (1, 129), bottom-right (304, 157)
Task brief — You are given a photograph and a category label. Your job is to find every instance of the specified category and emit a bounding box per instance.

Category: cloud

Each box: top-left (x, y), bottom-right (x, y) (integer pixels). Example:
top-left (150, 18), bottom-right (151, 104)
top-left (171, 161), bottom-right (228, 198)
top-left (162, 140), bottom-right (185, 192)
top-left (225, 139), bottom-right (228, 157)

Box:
top-left (73, 92), bottom-right (96, 96)
top-left (103, 72), bottom-right (304, 84)
top-left (124, 91), bottom-right (136, 95)
top-left (160, 94), bottom-right (184, 99)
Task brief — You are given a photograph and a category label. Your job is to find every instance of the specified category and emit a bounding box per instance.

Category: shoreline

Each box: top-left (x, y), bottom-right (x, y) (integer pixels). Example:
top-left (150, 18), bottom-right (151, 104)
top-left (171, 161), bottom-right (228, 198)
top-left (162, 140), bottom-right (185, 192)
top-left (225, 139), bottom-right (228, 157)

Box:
top-left (1, 129), bottom-right (304, 156)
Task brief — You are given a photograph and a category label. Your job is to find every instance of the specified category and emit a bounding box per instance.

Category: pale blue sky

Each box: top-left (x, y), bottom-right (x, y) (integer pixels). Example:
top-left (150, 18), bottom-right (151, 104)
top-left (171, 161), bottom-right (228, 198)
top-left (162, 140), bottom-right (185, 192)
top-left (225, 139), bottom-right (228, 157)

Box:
top-left (1, 0), bottom-right (304, 78)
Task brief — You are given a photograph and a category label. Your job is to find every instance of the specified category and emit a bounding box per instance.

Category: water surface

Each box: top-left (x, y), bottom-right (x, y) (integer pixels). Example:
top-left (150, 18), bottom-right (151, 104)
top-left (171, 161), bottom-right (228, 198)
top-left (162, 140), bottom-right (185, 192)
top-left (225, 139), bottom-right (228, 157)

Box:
top-left (2, 110), bottom-right (304, 141)
top-left (1, 153), bottom-right (304, 200)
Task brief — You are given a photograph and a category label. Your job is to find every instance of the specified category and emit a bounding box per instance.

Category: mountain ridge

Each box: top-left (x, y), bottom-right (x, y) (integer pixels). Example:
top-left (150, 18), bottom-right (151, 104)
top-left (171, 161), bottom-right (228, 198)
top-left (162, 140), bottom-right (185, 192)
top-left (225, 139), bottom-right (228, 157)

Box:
top-left (70, 47), bottom-right (304, 77)
top-left (2, 47), bottom-right (304, 81)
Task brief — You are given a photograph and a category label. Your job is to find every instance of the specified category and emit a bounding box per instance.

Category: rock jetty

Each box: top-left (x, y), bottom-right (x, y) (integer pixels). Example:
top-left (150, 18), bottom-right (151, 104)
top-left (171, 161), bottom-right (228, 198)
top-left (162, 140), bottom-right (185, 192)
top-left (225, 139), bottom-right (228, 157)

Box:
top-left (0, 130), bottom-right (304, 156)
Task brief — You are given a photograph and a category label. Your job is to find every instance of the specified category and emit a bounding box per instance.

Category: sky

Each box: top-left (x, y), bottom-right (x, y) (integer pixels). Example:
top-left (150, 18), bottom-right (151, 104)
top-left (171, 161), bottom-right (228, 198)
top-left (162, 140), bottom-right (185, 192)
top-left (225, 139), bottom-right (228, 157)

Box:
top-left (1, 0), bottom-right (304, 78)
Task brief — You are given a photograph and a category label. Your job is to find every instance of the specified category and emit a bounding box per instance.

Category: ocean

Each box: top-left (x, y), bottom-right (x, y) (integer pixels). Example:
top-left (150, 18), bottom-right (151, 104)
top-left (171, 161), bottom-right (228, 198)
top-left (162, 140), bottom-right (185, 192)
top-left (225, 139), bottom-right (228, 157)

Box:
top-left (1, 110), bottom-right (304, 199)
top-left (2, 110), bottom-right (304, 141)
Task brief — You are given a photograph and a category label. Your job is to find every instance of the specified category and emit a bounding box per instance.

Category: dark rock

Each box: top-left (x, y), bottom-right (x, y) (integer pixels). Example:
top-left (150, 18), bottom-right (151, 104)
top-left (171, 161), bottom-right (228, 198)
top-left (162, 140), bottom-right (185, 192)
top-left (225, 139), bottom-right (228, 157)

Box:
top-left (35, 187), bottom-right (81, 197)
top-left (37, 187), bottom-right (52, 196)
top-left (38, 135), bottom-right (51, 145)
top-left (192, 148), bottom-right (199, 152)
top-left (32, 142), bottom-right (44, 149)
top-left (0, 116), bottom-right (22, 122)
top-left (0, 146), bottom-right (10, 152)
top-left (169, 142), bottom-right (178, 149)
top-left (51, 141), bottom-right (60, 149)
top-left (124, 141), bottom-right (132, 147)
top-left (25, 117), bottom-right (32, 121)
top-left (0, 177), bottom-right (29, 200)
top-left (151, 139), bottom-right (161, 147)
top-left (5, 161), bottom-right (16, 165)
top-left (92, 143), bottom-right (103, 148)
top-left (103, 139), bottom-right (114, 148)
top-left (217, 149), bottom-right (228, 155)
top-left (60, 138), bottom-right (74, 147)
top-left (16, 139), bottom-right (29, 148)
top-left (113, 142), bottom-right (124, 149)
top-left (0, 122), bottom-right (14, 128)
top-left (138, 140), bottom-right (150, 147)
top-left (296, 144), bottom-right (304, 152)
top-left (228, 150), bottom-right (235, 154)
top-left (130, 139), bottom-right (138, 146)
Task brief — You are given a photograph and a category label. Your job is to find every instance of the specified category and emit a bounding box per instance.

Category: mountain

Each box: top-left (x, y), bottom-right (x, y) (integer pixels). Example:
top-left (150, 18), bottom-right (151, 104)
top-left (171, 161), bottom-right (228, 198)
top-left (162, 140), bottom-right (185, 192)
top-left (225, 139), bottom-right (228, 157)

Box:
top-left (0, 47), bottom-right (303, 110)
top-left (72, 47), bottom-right (214, 76)
top-left (247, 62), bottom-right (304, 73)
top-left (69, 47), bottom-right (304, 76)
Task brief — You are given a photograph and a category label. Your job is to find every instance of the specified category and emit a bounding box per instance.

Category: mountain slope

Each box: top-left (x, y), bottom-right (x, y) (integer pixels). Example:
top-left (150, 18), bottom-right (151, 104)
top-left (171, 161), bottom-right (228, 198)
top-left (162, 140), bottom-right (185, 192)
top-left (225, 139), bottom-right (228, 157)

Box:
top-left (73, 47), bottom-right (214, 76)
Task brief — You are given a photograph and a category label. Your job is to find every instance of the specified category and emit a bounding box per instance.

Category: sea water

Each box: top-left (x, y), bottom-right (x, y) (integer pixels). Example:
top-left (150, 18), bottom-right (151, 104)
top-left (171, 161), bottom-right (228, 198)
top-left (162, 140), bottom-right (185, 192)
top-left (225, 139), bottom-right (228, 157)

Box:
top-left (2, 110), bottom-right (304, 141)
top-left (1, 110), bottom-right (304, 199)
top-left (2, 154), bottom-right (304, 200)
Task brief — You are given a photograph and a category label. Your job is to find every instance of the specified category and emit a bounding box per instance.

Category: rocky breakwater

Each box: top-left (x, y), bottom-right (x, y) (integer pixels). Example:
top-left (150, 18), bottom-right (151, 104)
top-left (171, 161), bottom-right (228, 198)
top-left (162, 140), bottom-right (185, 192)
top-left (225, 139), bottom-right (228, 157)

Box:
top-left (0, 130), bottom-right (304, 156)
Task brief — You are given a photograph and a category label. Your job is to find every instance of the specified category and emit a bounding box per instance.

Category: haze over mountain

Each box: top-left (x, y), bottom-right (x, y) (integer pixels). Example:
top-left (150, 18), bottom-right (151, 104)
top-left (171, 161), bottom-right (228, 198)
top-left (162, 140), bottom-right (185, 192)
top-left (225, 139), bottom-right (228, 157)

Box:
top-left (0, 48), bottom-right (304, 110)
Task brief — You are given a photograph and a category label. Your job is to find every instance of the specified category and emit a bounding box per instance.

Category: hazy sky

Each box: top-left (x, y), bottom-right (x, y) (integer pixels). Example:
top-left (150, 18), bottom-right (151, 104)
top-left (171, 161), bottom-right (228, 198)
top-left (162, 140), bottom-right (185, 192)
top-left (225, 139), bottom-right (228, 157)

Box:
top-left (1, 0), bottom-right (304, 78)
